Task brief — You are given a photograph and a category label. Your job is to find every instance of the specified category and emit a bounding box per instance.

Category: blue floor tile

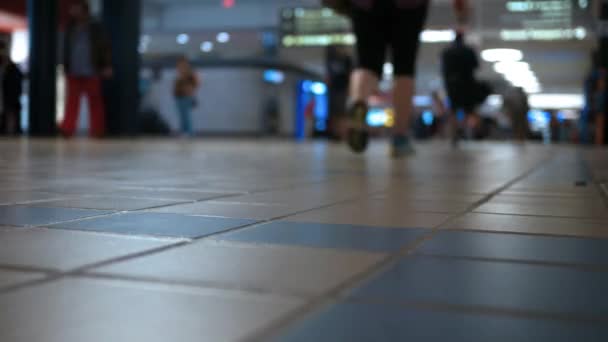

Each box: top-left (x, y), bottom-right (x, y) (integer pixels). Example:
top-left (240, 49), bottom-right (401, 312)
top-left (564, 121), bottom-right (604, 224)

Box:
top-left (276, 302), bottom-right (608, 342)
top-left (0, 205), bottom-right (111, 227)
top-left (49, 212), bottom-right (256, 238)
top-left (349, 256), bottom-right (608, 317)
top-left (217, 221), bottom-right (427, 252)
top-left (418, 231), bottom-right (608, 266)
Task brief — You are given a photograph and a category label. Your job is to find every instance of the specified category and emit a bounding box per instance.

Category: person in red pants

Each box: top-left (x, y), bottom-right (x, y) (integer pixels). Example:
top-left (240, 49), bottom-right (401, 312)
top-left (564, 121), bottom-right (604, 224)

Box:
top-left (60, 0), bottom-right (112, 138)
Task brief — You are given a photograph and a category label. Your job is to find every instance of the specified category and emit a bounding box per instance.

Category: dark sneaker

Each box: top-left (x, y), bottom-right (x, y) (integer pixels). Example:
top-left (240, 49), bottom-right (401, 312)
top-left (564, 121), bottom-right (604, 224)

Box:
top-left (391, 135), bottom-right (415, 158)
top-left (346, 101), bottom-right (369, 154)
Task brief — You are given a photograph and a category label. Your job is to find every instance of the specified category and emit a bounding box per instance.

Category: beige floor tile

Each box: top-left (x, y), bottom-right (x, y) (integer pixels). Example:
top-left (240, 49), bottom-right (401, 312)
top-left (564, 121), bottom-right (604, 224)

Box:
top-left (93, 240), bottom-right (384, 296)
top-left (0, 278), bottom-right (303, 342)
top-left (0, 191), bottom-right (69, 206)
top-left (285, 200), bottom-right (451, 228)
top-left (31, 196), bottom-right (186, 211)
top-left (0, 228), bottom-right (177, 271)
top-left (475, 202), bottom-right (608, 220)
top-left (445, 213), bottom-right (608, 238)
top-left (149, 201), bottom-right (300, 220)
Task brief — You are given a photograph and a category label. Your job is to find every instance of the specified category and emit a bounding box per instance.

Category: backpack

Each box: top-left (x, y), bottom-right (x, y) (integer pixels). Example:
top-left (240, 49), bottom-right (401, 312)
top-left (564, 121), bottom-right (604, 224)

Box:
top-left (322, 0), bottom-right (353, 16)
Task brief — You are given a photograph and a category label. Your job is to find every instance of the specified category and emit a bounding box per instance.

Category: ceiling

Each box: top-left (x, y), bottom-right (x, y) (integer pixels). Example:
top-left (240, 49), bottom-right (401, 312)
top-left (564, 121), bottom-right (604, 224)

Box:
top-left (140, 0), bottom-right (599, 95)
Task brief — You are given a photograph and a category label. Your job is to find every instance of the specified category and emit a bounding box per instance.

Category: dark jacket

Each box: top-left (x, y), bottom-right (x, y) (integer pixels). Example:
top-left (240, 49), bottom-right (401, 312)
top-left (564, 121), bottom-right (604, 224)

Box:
top-left (63, 20), bottom-right (112, 75)
top-left (1, 61), bottom-right (24, 133)
top-left (441, 42), bottom-right (479, 84)
top-left (1, 62), bottom-right (23, 114)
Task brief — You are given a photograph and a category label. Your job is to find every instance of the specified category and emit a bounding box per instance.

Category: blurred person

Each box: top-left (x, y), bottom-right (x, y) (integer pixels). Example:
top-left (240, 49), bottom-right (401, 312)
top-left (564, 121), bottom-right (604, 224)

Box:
top-left (338, 0), bottom-right (469, 157)
top-left (594, 69), bottom-right (606, 145)
top-left (441, 30), bottom-right (490, 147)
top-left (174, 56), bottom-right (200, 137)
top-left (326, 45), bottom-right (353, 141)
top-left (503, 86), bottom-right (530, 142)
top-left (60, 0), bottom-right (112, 138)
top-left (0, 40), bottom-right (24, 135)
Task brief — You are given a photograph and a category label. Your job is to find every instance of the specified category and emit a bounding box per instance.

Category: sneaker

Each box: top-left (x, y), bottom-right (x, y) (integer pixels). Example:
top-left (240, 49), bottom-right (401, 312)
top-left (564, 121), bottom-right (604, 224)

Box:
top-left (346, 101), bottom-right (369, 154)
top-left (391, 135), bottom-right (415, 158)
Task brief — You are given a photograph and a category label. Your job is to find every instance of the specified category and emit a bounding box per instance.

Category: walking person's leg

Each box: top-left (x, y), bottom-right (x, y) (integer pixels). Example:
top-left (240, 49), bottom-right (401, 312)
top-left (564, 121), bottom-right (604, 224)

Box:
top-left (176, 97), bottom-right (193, 136)
top-left (347, 6), bottom-right (385, 153)
top-left (389, 4), bottom-right (429, 157)
top-left (84, 77), bottom-right (106, 138)
top-left (60, 77), bottom-right (83, 137)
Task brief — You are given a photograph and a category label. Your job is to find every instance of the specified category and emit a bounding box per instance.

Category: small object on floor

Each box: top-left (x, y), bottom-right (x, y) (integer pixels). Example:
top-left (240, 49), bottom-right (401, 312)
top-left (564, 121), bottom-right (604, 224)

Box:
top-left (346, 101), bottom-right (370, 154)
top-left (575, 181), bottom-right (588, 187)
top-left (391, 135), bottom-right (415, 159)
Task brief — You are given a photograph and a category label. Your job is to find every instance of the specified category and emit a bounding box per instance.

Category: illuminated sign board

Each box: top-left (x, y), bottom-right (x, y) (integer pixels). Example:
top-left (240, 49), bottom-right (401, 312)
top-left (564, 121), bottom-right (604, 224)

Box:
top-left (499, 0), bottom-right (590, 41)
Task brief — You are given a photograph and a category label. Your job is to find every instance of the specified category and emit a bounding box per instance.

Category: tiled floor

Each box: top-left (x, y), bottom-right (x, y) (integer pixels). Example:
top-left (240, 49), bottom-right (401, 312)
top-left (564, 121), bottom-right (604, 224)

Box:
top-left (0, 138), bottom-right (607, 341)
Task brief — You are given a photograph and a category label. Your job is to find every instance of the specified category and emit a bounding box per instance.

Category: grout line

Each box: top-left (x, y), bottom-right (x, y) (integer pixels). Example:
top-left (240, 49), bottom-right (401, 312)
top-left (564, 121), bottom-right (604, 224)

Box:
top-left (0, 191), bottom-right (379, 295)
top-left (413, 253), bottom-right (608, 272)
top-left (341, 297), bottom-right (608, 325)
top-left (247, 154), bottom-right (557, 342)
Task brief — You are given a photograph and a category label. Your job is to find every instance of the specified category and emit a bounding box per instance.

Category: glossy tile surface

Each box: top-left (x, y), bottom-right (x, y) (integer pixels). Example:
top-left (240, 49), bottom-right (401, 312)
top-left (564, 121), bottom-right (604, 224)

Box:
top-left (0, 278), bottom-right (303, 342)
top-left (418, 230), bottom-right (608, 266)
top-left (32, 196), bottom-right (187, 211)
top-left (0, 228), bottom-right (174, 271)
top-left (92, 241), bottom-right (384, 296)
top-left (350, 256), bottom-right (608, 317)
top-left (276, 302), bottom-right (608, 342)
top-left (0, 205), bottom-right (112, 227)
top-left (0, 269), bottom-right (43, 289)
top-left (1, 139), bottom-right (607, 341)
top-left (49, 212), bottom-right (256, 238)
top-left (218, 221), bottom-right (428, 252)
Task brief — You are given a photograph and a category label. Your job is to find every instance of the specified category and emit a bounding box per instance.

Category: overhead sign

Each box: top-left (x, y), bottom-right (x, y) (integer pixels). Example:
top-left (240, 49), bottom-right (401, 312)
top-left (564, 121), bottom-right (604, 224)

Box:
top-left (499, 0), bottom-right (590, 41)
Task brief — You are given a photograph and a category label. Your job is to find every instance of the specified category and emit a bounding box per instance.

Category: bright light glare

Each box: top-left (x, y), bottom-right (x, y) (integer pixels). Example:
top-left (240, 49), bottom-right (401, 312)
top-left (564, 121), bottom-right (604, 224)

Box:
top-left (177, 33), bottom-right (189, 45)
top-left (481, 49), bottom-right (523, 62)
top-left (529, 94), bottom-right (584, 109)
top-left (10, 30), bottom-right (29, 64)
top-left (420, 30), bottom-right (455, 43)
top-left (311, 82), bottom-right (328, 95)
top-left (383, 63), bottom-right (394, 76)
top-left (217, 32), bottom-right (230, 43)
top-left (201, 41), bottom-right (214, 52)
top-left (494, 61), bottom-right (530, 74)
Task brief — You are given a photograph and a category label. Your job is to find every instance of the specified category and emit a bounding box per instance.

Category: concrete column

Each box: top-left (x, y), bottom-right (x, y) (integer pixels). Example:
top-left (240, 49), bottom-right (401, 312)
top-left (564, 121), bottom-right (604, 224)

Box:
top-left (102, 0), bottom-right (142, 135)
top-left (27, 0), bottom-right (58, 136)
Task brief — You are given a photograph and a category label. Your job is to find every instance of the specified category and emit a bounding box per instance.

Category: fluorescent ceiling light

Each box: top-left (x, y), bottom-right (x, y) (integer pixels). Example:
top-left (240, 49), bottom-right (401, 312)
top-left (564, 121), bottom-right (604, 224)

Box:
top-left (217, 32), bottom-right (230, 43)
top-left (529, 94), bottom-right (584, 109)
top-left (176, 33), bottom-right (189, 45)
top-left (494, 61), bottom-right (530, 74)
top-left (420, 30), bottom-right (455, 43)
top-left (481, 49), bottom-right (523, 62)
top-left (200, 41), bottom-right (214, 52)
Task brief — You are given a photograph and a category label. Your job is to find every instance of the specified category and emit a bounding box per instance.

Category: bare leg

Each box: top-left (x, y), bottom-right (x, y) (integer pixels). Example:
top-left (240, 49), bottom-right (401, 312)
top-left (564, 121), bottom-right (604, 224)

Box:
top-left (392, 76), bottom-right (414, 136)
top-left (349, 69), bottom-right (379, 103)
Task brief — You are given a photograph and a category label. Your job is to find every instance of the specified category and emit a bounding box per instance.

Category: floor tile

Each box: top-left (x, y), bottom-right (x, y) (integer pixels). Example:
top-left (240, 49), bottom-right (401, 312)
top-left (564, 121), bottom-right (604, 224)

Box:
top-left (0, 278), bottom-right (303, 342)
top-left (0, 191), bottom-right (67, 205)
top-left (217, 221), bottom-right (428, 252)
top-left (419, 230), bottom-right (608, 266)
top-left (0, 205), bottom-right (112, 227)
top-left (149, 201), bottom-right (298, 220)
top-left (350, 256), bottom-right (608, 317)
top-left (0, 228), bottom-right (175, 271)
top-left (99, 188), bottom-right (234, 201)
top-left (49, 212), bottom-right (256, 238)
top-left (286, 201), bottom-right (450, 229)
top-left (0, 269), bottom-right (43, 289)
top-left (275, 302), bottom-right (608, 342)
top-left (373, 192), bottom-right (485, 203)
top-left (92, 240), bottom-right (384, 296)
top-left (489, 194), bottom-right (605, 207)
top-left (475, 203), bottom-right (608, 220)
top-left (446, 213), bottom-right (608, 238)
top-left (32, 196), bottom-right (187, 211)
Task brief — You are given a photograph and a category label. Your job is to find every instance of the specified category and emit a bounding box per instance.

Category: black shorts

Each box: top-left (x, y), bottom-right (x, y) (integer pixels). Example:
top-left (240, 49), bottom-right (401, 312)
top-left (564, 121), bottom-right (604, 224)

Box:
top-left (351, 1), bottom-right (429, 78)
